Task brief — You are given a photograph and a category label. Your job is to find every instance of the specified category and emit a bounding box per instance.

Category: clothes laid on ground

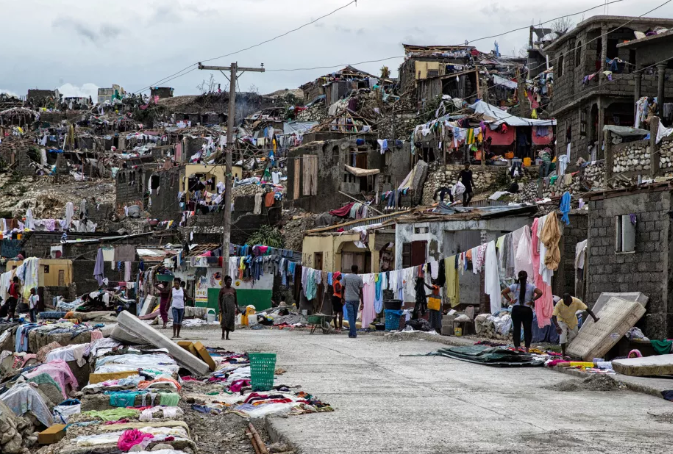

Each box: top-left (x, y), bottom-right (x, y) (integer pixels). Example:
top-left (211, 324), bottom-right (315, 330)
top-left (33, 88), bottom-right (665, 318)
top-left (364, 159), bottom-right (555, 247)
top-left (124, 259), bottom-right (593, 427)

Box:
top-left (651, 340), bottom-right (673, 355)
top-left (24, 359), bottom-right (78, 398)
top-left (0, 383), bottom-right (53, 426)
top-left (84, 408), bottom-right (140, 421)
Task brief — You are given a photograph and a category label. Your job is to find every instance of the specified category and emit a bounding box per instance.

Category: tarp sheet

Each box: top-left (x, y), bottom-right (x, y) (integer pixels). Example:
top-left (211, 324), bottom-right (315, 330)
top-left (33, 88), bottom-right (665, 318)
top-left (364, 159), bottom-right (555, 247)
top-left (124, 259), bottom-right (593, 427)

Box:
top-left (603, 125), bottom-right (649, 138)
top-left (429, 345), bottom-right (544, 367)
top-left (470, 100), bottom-right (557, 127)
top-left (283, 121), bottom-right (318, 135)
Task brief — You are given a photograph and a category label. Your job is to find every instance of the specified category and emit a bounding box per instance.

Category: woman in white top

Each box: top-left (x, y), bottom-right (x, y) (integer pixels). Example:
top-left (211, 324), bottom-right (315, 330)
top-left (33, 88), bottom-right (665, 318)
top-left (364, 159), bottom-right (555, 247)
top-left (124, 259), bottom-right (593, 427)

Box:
top-left (501, 271), bottom-right (542, 352)
top-left (168, 278), bottom-right (186, 339)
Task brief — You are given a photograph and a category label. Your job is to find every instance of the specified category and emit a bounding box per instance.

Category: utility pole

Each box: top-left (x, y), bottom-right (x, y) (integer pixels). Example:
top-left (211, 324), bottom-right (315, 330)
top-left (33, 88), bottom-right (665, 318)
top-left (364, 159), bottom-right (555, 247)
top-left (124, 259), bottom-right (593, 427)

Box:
top-left (198, 62), bottom-right (265, 283)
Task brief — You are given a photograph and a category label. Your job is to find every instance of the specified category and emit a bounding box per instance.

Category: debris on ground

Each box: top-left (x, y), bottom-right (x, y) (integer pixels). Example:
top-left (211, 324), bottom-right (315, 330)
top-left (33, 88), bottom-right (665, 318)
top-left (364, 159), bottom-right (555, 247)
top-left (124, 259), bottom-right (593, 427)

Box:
top-left (551, 375), bottom-right (628, 392)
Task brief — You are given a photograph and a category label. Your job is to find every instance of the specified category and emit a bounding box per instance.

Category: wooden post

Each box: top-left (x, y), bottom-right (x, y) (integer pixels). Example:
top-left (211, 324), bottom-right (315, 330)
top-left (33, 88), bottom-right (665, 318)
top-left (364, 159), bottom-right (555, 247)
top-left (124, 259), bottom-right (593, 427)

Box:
top-left (650, 116), bottom-right (660, 178)
top-left (604, 129), bottom-right (613, 183)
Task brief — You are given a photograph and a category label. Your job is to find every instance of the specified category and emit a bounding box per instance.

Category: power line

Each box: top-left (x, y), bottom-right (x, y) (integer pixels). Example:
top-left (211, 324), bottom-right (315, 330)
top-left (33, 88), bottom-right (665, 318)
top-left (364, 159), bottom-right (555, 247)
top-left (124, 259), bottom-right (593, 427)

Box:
top-left (467, 0), bottom-right (627, 44)
top-left (266, 56), bottom-right (404, 72)
top-left (200, 0), bottom-right (358, 64)
top-left (522, 0), bottom-right (672, 78)
top-left (133, 0), bottom-right (357, 94)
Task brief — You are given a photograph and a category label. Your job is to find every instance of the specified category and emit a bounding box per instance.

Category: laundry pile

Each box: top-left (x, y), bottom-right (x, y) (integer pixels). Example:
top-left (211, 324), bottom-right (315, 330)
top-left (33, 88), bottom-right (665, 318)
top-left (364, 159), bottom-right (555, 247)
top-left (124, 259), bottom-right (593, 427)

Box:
top-left (0, 310), bottom-right (332, 453)
top-left (183, 349), bottom-right (333, 419)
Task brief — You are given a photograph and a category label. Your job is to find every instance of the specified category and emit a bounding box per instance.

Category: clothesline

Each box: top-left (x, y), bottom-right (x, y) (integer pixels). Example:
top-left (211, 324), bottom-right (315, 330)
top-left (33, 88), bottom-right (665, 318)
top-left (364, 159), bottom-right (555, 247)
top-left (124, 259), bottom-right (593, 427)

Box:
top-left (300, 210), bottom-right (565, 329)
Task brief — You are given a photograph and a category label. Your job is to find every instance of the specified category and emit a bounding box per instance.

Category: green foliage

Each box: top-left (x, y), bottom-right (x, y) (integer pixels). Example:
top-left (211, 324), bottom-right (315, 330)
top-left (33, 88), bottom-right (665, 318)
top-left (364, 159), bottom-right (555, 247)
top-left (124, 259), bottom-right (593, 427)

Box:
top-left (246, 225), bottom-right (284, 248)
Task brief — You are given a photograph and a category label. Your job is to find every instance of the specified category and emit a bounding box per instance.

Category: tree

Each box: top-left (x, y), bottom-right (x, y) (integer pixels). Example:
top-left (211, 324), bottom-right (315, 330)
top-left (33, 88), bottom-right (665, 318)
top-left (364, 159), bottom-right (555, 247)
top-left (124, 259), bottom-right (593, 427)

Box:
top-left (380, 66), bottom-right (390, 79)
top-left (246, 225), bottom-right (284, 248)
top-left (551, 17), bottom-right (573, 37)
top-left (196, 74), bottom-right (217, 94)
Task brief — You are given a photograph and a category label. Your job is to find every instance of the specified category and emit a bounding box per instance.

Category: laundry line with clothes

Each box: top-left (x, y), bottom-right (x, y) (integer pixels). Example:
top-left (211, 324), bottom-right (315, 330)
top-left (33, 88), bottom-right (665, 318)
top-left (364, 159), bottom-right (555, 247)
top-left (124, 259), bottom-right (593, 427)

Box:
top-left (299, 205), bottom-right (568, 331)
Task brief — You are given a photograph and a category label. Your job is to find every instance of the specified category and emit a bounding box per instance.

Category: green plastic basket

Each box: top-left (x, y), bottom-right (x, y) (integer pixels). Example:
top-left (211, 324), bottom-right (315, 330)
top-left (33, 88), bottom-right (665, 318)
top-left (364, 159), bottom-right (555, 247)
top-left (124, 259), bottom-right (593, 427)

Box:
top-left (249, 352), bottom-right (277, 391)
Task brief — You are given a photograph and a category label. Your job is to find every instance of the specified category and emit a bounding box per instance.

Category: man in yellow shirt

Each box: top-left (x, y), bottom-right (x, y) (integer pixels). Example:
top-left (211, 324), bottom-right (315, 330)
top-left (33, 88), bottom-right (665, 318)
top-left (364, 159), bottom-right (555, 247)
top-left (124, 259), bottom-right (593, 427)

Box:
top-left (552, 293), bottom-right (600, 357)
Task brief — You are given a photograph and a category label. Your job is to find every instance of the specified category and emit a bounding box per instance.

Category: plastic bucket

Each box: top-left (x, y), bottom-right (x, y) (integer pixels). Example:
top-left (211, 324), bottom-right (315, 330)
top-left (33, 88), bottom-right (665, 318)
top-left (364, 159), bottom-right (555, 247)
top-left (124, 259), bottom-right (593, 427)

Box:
top-left (206, 309), bottom-right (216, 323)
top-left (249, 352), bottom-right (276, 391)
top-left (384, 309), bottom-right (403, 331)
top-left (454, 327), bottom-right (463, 337)
top-left (384, 299), bottom-right (403, 311)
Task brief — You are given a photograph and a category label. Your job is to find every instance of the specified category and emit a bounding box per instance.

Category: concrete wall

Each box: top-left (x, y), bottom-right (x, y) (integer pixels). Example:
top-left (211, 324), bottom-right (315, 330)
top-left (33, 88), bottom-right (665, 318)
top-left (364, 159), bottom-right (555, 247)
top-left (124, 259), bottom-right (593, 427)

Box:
top-left (586, 190), bottom-right (671, 338)
top-left (287, 137), bottom-right (409, 213)
top-left (301, 231), bottom-right (394, 273)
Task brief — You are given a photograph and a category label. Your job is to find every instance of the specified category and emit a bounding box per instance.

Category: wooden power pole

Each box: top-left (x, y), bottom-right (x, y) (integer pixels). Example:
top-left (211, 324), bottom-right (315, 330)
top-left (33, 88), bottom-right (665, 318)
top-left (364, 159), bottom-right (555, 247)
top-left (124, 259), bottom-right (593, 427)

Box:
top-left (197, 62), bottom-right (265, 282)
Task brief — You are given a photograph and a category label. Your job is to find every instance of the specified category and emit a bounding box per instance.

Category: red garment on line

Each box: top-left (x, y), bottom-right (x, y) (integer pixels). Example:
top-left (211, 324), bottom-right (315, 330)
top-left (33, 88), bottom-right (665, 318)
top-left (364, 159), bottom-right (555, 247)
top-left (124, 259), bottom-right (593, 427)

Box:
top-left (329, 202), bottom-right (355, 217)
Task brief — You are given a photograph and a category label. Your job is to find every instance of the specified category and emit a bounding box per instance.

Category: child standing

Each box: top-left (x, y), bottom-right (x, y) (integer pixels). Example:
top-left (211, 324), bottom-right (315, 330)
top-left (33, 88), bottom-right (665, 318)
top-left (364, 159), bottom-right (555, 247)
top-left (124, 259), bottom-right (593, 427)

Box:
top-left (28, 288), bottom-right (39, 323)
top-left (426, 280), bottom-right (442, 333)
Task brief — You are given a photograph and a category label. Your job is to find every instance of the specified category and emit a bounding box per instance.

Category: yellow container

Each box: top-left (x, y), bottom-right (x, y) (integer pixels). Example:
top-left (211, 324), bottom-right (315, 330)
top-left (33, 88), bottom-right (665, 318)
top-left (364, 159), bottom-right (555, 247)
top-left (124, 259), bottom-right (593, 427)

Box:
top-left (454, 327), bottom-right (463, 337)
top-left (242, 306), bottom-right (256, 326)
top-left (523, 157), bottom-right (532, 167)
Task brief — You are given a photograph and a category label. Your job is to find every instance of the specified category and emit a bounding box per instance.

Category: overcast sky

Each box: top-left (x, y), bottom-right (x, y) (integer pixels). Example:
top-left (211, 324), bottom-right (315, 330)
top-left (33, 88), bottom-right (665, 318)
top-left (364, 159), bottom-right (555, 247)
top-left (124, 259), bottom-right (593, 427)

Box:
top-left (1, 0), bottom-right (670, 101)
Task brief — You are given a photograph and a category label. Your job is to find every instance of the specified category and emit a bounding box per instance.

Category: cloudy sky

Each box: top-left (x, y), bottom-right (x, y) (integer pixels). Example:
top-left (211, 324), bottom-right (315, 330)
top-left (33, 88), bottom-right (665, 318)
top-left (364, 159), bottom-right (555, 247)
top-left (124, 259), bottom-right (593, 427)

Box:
top-left (1, 0), bottom-right (670, 101)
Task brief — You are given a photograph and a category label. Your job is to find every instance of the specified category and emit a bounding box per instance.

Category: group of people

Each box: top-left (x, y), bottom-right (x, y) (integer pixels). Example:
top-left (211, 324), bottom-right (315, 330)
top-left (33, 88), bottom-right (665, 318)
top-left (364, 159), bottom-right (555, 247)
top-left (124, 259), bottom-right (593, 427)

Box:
top-left (433, 163), bottom-right (475, 207)
top-left (501, 270), bottom-right (600, 356)
top-left (154, 278), bottom-right (189, 339)
top-left (0, 277), bottom-right (39, 323)
top-left (326, 265), bottom-right (598, 357)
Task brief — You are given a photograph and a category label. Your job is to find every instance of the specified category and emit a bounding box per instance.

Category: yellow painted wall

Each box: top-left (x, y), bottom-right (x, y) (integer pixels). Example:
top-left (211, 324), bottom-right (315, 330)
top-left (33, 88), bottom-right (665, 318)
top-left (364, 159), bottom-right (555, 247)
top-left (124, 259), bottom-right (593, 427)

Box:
top-left (5, 259), bottom-right (73, 287)
top-left (414, 61), bottom-right (443, 80)
top-left (301, 235), bottom-right (335, 271)
top-left (180, 164), bottom-right (243, 200)
top-left (303, 232), bottom-right (384, 273)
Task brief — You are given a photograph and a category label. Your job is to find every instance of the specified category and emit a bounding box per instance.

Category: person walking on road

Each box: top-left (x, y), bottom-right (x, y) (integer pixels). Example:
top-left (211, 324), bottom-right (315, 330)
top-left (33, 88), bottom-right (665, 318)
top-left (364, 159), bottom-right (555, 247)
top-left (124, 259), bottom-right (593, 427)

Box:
top-left (552, 293), bottom-right (600, 357)
top-left (331, 272), bottom-right (344, 331)
top-left (154, 283), bottom-right (171, 329)
top-left (219, 275), bottom-right (238, 340)
top-left (501, 271), bottom-right (542, 352)
top-left (341, 265), bottom-right (364, 339)
top-left (168, 278), bottom-right (185, 339)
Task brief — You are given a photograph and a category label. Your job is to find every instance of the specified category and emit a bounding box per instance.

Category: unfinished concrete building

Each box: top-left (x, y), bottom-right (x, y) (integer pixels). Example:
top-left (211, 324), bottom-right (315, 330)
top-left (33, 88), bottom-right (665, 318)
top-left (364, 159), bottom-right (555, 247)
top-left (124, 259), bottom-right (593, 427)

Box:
top-left (547, 16), bottom-right (673, 165)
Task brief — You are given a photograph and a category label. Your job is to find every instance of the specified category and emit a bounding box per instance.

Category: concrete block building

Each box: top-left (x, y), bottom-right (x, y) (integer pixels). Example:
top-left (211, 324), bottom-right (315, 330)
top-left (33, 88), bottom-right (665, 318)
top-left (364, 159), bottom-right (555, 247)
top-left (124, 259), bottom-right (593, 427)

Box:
top-left (585, 184), bottom-right (673, 339)
top-left (547, 16), bottom-right (673, 166)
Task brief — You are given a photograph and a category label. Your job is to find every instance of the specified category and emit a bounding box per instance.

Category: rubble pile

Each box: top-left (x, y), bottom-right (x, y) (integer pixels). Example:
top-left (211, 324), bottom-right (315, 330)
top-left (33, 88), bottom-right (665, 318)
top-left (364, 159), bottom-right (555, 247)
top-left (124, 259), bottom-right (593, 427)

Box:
top-left (281, 212), bottom-right (316, 252)
top-left (0, 400), bottom-right (37, 454)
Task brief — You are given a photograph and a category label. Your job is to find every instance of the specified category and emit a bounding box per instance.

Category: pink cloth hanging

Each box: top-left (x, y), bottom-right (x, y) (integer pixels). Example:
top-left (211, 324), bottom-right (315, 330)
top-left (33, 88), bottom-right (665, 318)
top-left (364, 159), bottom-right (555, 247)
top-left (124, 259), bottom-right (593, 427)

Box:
top-left (531, 218), bottom-right (553, 328)
top-left (361, 277), bottom-right (377, 328)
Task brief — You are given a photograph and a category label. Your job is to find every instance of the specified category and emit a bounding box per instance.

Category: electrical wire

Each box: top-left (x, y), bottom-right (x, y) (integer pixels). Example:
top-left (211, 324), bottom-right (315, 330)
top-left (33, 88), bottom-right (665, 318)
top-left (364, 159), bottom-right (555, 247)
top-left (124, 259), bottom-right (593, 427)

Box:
top-left (133, 0), bottom-right (357, 94)
top-left (200, 0), bottom-right (358, 64)
top-left (266, 56), bottom-right (404, 72)
top-left (467, 0), bottom-right (627, 44)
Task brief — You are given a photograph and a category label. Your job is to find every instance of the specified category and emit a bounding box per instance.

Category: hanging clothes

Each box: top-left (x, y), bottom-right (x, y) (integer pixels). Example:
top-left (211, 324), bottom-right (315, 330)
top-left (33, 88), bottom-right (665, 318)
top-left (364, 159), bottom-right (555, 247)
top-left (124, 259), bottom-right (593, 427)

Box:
top-left (515, 226), bottom-right (534, 277)
top-left (484, 241), bottom-right (501, 314)
top-left (94, 248), bottom-right (105, 286)
top-left (444, 257), bottom-right (460, 307)
top-left (374, 274), bottom-right (383, 313)
top-left (540, 211), bottom-right (562, 271)
top-left (361, 274), bottom-right (377, 328)
top-left (65, 202), bottom-right (74, 228)
top-left (531, 218), bottom-right (554, 328)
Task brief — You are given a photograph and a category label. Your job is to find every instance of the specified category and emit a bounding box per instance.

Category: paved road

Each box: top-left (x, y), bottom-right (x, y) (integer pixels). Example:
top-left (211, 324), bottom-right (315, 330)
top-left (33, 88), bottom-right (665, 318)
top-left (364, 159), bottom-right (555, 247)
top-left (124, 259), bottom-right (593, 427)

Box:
top-left (184, 329), bottom-right (673, 453)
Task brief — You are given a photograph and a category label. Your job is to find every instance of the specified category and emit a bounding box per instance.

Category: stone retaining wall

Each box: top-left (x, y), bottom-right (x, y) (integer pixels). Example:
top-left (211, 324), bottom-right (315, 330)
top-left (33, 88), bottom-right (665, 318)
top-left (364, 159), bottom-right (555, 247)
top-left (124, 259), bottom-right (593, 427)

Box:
top-left (612, 140), bottom-right (650, 173)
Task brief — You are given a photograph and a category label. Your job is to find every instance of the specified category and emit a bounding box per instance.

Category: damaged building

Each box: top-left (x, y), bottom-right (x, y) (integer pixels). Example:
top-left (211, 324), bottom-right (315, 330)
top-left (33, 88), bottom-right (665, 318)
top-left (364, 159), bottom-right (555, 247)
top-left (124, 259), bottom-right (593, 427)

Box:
top-left (547, 16), bottom-right (673, 165)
